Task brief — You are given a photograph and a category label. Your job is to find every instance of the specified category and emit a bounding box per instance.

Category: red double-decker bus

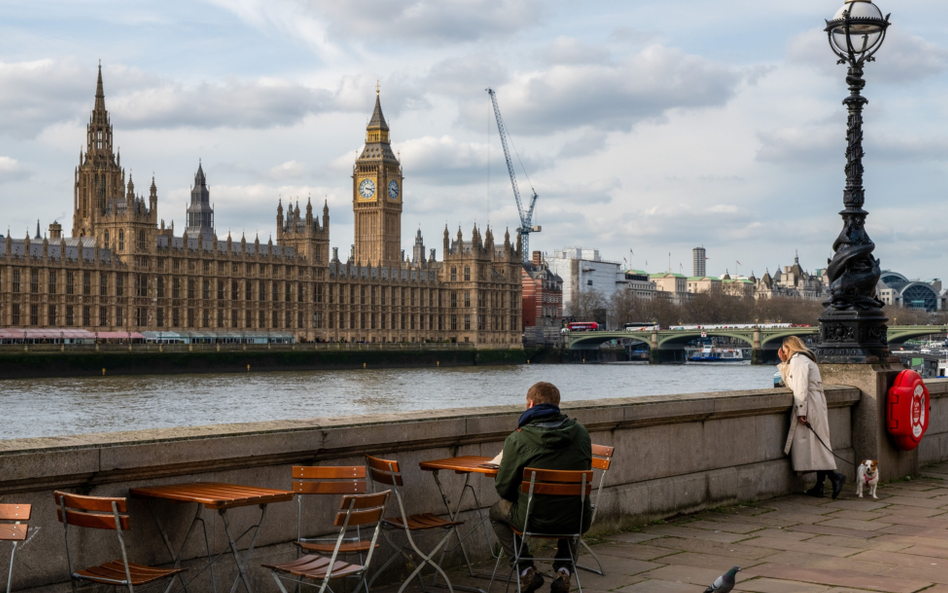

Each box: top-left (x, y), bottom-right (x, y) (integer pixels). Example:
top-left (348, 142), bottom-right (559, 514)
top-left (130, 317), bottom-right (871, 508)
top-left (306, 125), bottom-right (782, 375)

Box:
top-left (566, 322), bottom-right (599, 332)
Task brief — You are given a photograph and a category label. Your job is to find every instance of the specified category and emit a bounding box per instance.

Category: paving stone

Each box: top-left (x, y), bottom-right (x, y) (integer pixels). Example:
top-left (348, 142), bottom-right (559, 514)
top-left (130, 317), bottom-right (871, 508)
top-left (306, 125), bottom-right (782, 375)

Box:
top-left (685, 520), bottom-right (768, 534)
top-left (879, 564), bottom-right (948, 585)
top-left (824, 509), bottom-right (889, 521)
top-left (647, 536), bottom-right (778, 560)
top-left (899, 545), bottom-right (948, 560)
top-left (848, 549), bottom-right (948, 569)
top-left (576, 568), bottom-right (654, 591)
top-left (591, 542), bottom-right (678, 562)
top-left (721, 513), bottom-right (807, 529)
top-left (743, 563), bottom-right (932, 593)
top-left (816, 518), bottom-right (892, 531)
top-left (641, 525), bottom-right (751, 543)
top-left (656, 551), bottom-right (768, 571)
top-left (876, 505), bottom-right (947, 518)
top-left (878, 496), bottom-right (947, 509)
top-left (803, 534), bottom-right (909, 551)
top-left (734, 577), bottom-right (832, 593)
top-left (616, 579), bottom-right (700, 593)
top-left (574, 557), bottom-right (663, 578)
top-left (712, 505), bottom-right (777, 517)
top-left (604, 532), bottom-right (663, 544)
top-left (637, 564), bottom-right (729, 587)
top-left (760, 550), bottom-right (890, 575)
top-left (879, 524), bottom-right (948, 537)
top-left (875, 514), bottom-right (948, 529)
top-left (821, 499), bottom-right (891, 512)
top-left (788, 522), bottom-right (882, 539)
top-left (742, 528), bottom-right (814, 542)
top-left (738, 536), bottom-right (863, 558)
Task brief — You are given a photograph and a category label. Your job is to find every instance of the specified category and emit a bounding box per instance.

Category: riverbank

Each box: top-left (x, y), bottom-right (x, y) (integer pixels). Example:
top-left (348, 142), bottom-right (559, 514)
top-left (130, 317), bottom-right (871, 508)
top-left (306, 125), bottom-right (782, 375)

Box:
top-left (0, 343), bottom-right (541, 379)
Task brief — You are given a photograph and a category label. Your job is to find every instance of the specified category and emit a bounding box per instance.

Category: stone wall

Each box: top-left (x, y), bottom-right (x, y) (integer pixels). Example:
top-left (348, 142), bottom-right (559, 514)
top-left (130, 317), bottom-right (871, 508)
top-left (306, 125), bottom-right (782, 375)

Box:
top-left (920, 379), bottom-right (948, 465)
top-left (0, 384), bottom-right (880, 592)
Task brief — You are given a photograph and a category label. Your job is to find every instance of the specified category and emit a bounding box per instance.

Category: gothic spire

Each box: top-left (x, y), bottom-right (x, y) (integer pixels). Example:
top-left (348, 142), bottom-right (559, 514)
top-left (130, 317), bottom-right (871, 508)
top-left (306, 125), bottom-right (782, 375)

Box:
top-left (368, 88), bottom-right (389, 132)
top-left (95, 61), bottom-right (106, 113)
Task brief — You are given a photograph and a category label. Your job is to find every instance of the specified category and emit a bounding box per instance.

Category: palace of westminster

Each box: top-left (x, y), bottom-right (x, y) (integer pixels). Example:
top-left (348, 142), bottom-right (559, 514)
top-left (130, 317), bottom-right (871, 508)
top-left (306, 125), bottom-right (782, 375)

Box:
top-left (0, 67), bottom-right (524, 346)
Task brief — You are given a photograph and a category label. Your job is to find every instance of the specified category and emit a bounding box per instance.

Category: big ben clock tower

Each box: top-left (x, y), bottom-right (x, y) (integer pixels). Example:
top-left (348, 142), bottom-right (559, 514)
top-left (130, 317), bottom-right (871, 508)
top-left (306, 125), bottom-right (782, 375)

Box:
top-left (353, 86), bottom-right (403, 267)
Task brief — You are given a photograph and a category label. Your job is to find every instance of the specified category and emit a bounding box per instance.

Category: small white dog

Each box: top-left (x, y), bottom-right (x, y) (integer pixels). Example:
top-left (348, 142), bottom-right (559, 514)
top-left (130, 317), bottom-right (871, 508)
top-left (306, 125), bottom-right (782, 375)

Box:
top-left (855, 459), bottom-right (880, 499)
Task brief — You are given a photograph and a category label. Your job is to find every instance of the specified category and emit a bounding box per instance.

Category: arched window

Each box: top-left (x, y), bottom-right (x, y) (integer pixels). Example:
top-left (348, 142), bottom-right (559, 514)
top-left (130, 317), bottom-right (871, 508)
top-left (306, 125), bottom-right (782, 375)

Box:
top-left (464, 266), bottom-right (471, 281)
top-left (118, 231), bottom-right (124, 251)
top-left (138, 230), bottom-right (146, 250)
top-left (450, 267), bottom-right (457, 282)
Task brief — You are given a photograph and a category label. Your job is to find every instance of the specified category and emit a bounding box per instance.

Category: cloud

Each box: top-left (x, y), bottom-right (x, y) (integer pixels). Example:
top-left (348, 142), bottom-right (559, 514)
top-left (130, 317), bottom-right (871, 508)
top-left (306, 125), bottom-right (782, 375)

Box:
top-left (557, 130), bottom-right (609, 159)
top-left (756, 126), bottom-right (839, 166)
top-left (426, 55), bottom-right (509, 97)
top-left (0, 59), bottom-right (91, 138)
top-left (267, 160), bottom-right (307, 179)
top-left (708, 204), bottom-right (738, 214)
top-left (535, 37), bottom-right (611, 65)
top-left (788, 28), bottom-right (948, 83)
top-left (0, 157), bottom-right (29, 183)
top-left (458, 44), bottom-right (741, 135)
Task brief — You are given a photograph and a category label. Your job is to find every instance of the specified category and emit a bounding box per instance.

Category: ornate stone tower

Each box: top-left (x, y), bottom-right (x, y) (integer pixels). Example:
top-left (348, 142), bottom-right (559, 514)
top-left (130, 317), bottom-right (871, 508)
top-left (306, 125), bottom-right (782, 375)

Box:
top-left (185, 162), bottom-right (215, 241)
top-left (73, 63), bottom-right (125, 239)
top-left (352, 87), bottom-right (402, 267)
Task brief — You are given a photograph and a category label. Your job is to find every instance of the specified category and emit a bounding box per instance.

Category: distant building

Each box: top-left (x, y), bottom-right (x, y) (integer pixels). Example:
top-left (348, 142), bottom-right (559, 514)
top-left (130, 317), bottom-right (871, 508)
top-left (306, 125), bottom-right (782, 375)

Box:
top-left (687, 275), bottom-right (722, 295)
top-left (650, 273), bottom-right (689, 304)
top-left (522, 251), bottom-right (563, 328)
top-left (693, 247), bottom-right (706, 278)
top-left (756, 253), bottom-right (825, 300)
top-left (618, 270), bottom-right (656, 300)
top-left (548, 247), bottom-right (621, 316)
top-left (877, 271), bottom-right (944, 312)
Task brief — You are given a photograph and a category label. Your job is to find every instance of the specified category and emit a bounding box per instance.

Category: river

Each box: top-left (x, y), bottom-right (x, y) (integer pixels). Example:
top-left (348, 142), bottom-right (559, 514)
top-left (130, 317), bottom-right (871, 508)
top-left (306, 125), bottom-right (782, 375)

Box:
top-left (1, 362), bottom-right (778, 440)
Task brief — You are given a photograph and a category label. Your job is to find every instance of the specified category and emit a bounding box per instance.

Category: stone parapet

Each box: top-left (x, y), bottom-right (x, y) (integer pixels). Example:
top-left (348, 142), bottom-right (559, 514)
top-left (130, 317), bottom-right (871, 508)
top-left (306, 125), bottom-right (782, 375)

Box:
top-left (0, 384), bottom-right (884, 592)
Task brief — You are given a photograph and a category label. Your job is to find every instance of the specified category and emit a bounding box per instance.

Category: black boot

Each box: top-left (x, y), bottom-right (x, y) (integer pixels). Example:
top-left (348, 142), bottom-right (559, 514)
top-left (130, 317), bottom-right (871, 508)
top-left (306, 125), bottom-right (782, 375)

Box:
top-left (828, 471), bottom-right (846, 500)
top-left (805, 471), bottom-right (826, 497)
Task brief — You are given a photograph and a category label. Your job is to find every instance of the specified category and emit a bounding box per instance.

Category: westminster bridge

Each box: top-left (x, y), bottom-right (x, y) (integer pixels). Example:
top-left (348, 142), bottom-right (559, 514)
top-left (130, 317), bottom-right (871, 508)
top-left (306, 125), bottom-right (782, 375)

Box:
top-left (566, 324), bottom-right (948, 364)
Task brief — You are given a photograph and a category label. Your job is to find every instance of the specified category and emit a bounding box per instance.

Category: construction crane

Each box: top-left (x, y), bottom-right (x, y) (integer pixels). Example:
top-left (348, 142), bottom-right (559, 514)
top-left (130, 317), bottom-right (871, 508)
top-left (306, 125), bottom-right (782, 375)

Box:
top-left (486, 88), bottom-right (539, 262)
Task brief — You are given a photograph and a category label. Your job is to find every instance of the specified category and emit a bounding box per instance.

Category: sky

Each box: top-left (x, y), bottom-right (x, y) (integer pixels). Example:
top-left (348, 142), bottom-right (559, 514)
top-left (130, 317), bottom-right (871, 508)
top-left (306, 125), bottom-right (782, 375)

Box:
top-left (1, 0), bottom-right (947, 281)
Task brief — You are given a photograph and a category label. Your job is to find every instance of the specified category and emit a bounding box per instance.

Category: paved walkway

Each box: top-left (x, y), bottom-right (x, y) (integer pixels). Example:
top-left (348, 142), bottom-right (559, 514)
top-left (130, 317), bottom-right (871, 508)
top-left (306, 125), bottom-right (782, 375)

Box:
top-left (400, 461), bottom-right (948, 593)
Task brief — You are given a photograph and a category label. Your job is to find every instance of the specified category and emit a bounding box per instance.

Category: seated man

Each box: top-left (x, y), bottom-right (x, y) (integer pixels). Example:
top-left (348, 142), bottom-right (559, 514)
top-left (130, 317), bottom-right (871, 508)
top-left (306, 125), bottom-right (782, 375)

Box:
top-left (490, 381), bottom-right (592, 593)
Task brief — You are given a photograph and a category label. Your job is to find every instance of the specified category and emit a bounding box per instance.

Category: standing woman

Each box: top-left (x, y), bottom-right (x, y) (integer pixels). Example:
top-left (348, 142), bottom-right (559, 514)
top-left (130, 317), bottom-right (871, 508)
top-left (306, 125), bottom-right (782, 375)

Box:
top-left (779, 336), bottom-right (845, 499)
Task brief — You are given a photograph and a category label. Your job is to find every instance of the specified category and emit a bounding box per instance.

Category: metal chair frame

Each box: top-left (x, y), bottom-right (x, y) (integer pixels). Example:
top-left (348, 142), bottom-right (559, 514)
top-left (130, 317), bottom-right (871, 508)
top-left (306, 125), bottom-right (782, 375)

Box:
top-left (365, 455), bottom-right (459, 593)
top-left (0, 504), bottom-right (31, 593)
top-left (55, 491), bottom-right (183, 593)
top-left (488, 468), bottom-right (591, 593)
top-left (267, 490), bottom-right (391, 593)
top-left (576, 445), bottom-right (614, 575)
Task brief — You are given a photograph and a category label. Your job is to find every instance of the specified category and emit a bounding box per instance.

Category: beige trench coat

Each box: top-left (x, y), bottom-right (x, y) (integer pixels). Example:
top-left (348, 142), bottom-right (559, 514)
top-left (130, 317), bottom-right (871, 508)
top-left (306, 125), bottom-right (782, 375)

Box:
top-left (780, 352), bottom-right (837, 472)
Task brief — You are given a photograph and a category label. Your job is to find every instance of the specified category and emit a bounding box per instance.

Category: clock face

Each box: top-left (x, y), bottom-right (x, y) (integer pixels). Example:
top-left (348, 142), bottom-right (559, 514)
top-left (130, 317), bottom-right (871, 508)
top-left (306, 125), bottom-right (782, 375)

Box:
top-left (358, 178), bottom-right (376, 199)
top-left (388, 179), bottom-right (400, 200)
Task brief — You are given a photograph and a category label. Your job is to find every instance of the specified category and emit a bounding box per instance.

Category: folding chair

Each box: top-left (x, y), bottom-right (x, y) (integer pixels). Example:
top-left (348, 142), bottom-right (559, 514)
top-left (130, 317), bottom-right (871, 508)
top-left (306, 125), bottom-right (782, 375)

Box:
top-left (54, 491), bottom-right (185, 593)
top-left (264, 490), bottom-right (391, 593)
top-left (576, 445), bottom-right (614, 575)
top-left (365, 455), bottom-right (463, 593)
top-left (488, 468), bottom-right (592, 593)
top-left (0, 504), bottom-right (31, 593)
top-left (292, 466), bottom-right (369, 590)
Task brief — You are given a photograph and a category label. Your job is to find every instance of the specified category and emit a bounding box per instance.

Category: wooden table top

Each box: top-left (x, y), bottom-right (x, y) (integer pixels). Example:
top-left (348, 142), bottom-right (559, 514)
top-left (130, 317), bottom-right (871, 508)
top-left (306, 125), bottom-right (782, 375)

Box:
top-left (419, 456), bottom-right (499, 477)
top-left (129, 482), bottom-right (295, 510)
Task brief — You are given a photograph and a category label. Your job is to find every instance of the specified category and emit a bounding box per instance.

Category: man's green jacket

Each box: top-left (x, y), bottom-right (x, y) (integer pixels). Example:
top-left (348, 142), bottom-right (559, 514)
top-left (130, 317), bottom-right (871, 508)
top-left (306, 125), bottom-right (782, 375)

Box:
top-left (494, 412), bottom-right (592, 534)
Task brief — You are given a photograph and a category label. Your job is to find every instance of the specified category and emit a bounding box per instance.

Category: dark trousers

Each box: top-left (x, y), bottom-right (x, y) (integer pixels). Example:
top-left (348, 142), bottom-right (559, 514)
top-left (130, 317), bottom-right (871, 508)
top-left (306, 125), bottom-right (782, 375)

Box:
top-left (489, 499), bottom-right (577, 572)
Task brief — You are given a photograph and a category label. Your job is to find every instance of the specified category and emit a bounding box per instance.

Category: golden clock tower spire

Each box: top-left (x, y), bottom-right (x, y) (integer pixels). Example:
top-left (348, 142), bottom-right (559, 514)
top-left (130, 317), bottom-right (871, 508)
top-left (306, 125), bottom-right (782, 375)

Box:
top-left (353, 89), bottom-right (402, 267)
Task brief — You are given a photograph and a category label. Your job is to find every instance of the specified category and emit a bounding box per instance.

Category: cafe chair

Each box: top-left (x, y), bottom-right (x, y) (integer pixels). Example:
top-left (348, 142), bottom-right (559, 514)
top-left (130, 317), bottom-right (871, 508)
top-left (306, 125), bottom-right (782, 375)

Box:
top-left (263, 490), bottom-right (391, 593)
top-left (0, 504), bottom-right (31, 593)
top-left (488, 468), bottom-right (593, 593)
top-left (365, 455), bottom-right (462, 593)
top-left (292, 466), bottom-right (370, 589)
top-left (576, 445), bottom-right (614, 575)
top-left (54, 491), bottom-right (185, 593)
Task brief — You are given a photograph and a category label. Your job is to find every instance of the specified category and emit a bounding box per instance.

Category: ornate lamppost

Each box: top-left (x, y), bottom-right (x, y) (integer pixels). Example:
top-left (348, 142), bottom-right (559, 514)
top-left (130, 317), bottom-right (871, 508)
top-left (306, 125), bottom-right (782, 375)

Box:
top-left (814, 0), bottom-right (892, 363)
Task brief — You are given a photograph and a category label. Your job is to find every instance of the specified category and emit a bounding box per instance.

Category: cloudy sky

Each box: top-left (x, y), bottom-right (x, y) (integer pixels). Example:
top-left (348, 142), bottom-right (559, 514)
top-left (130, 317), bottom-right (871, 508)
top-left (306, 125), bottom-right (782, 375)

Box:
top-left (1, 0), bottom-right (947, 280)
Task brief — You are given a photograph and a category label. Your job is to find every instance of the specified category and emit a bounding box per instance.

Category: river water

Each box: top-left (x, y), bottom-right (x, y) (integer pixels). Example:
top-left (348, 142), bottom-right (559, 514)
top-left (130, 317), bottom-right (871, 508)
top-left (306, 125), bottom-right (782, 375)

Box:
top-left (1, 362), bottom-right (777, 440)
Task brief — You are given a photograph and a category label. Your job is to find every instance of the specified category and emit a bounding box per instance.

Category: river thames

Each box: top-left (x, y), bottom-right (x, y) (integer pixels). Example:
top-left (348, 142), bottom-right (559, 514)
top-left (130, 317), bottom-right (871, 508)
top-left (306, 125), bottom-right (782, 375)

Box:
top-left (1, 362), bottom-right (778, 440)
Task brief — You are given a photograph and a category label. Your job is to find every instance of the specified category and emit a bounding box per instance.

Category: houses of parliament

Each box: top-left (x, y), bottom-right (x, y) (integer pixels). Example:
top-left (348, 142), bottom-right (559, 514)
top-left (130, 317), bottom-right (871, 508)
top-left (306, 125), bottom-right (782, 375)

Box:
top-left (0, 66), bottom-right (524, 346)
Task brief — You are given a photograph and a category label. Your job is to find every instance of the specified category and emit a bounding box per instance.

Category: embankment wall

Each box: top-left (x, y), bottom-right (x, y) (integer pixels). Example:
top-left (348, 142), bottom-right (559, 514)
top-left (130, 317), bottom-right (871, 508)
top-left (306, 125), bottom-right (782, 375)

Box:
top-left (1, 380), bottom-right (946, 592)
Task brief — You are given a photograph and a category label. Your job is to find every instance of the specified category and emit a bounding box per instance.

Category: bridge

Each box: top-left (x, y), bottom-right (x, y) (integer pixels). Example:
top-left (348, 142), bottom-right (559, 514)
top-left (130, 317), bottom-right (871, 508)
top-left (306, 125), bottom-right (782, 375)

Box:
top-left (566, 324), bottom-right (948, 364)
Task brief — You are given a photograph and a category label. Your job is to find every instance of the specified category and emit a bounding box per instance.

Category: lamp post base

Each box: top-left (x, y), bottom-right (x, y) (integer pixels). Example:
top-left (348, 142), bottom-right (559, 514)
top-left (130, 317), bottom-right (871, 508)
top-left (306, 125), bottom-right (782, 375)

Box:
top-left (814, 307), bottom-right (891, 363)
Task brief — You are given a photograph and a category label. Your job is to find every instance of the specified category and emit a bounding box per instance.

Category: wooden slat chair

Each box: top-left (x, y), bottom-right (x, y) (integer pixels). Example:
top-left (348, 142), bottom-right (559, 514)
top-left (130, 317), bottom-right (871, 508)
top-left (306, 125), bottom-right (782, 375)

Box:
top-left (365, 455), bottom-right (462, 593)
top-left (576, 444), bottom-right (614, 575)
top-left (488, 468), bottom-right (593, 593)
top-left (263, 490), bottom-right (391, 593)
top-left (0, 503), bottom-right (31, 593)
top-left (54, 491), bottom-right (185, 593)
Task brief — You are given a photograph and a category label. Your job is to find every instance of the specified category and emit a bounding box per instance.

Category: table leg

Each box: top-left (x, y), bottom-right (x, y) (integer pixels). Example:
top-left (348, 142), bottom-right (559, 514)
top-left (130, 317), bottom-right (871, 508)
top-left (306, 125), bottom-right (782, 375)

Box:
top-left (429, 472), bottom-right (486, 593)
top-left (222, 503), bottom-right (269, 593)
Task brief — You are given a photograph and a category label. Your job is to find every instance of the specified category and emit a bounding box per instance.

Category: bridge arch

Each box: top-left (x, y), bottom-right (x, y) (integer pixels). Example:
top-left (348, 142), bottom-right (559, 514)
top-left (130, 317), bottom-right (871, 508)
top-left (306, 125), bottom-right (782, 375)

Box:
top-left (760, 329), bottom-right (820, 348)
top-left (656, 331), bottom-right (755, 348)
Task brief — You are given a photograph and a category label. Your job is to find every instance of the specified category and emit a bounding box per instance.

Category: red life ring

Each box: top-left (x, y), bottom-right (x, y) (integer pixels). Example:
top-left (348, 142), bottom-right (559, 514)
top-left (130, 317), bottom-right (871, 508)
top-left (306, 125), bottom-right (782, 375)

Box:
top-left (886, 369), bottom-right (930, 451)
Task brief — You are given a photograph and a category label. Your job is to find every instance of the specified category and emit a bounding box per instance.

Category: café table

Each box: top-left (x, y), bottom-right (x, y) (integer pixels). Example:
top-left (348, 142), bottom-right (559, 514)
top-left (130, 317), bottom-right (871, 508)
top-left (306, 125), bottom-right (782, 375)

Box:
top-left (418, 455), bottom-right (501, 588)
top-left (130, 482), bottom-right (294, 593)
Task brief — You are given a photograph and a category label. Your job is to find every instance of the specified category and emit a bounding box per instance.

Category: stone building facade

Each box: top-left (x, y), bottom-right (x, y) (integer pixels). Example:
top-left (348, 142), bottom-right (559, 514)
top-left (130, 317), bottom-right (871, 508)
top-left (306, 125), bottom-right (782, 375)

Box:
top-left (521, 251), bottom-right (563, 328)
top-left (0, 68), bottom-right (523, 346)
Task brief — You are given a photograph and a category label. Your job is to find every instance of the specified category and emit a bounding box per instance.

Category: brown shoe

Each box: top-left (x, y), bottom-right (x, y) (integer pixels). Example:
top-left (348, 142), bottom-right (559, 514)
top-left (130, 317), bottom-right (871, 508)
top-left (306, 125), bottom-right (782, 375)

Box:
top-left (551, 570), bottom-right (571, 593)
top-left (519, 567), bottom-right (544, 593)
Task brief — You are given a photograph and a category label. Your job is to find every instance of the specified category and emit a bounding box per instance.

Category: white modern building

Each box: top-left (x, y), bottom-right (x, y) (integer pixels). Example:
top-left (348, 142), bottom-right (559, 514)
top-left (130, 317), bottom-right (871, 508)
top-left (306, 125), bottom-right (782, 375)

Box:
top-left (548, 248), bottom-right (621, 317)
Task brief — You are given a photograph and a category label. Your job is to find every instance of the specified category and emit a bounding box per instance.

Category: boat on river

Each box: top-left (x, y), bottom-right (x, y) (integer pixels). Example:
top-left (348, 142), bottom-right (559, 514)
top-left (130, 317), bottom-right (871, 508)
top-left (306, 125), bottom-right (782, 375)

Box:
top-left (689, 347), bottom-right (743, 362)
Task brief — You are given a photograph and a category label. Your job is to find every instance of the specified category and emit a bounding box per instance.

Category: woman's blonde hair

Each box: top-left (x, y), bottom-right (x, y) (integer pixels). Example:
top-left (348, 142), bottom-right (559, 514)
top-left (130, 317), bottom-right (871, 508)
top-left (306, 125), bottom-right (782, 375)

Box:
top-left (781, 335), bottom-right (812, 359)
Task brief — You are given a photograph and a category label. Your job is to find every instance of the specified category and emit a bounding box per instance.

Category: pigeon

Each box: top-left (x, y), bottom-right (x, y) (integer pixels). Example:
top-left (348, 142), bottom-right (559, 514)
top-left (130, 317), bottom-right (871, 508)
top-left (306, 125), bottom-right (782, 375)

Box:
top-left (704, 566), bottom-right (741, 593)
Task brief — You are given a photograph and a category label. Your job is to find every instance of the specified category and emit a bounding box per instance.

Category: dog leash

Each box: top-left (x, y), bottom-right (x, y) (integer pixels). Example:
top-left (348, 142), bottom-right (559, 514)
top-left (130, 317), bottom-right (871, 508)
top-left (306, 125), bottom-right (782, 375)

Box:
top-left (802, 420), bottom-right (857, 467)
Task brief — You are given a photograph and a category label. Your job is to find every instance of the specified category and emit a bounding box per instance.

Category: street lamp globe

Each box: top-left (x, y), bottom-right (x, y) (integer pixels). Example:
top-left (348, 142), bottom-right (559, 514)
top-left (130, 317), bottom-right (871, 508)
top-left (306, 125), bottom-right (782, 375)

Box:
top-left (826, 0), bottom-right (890, 64)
